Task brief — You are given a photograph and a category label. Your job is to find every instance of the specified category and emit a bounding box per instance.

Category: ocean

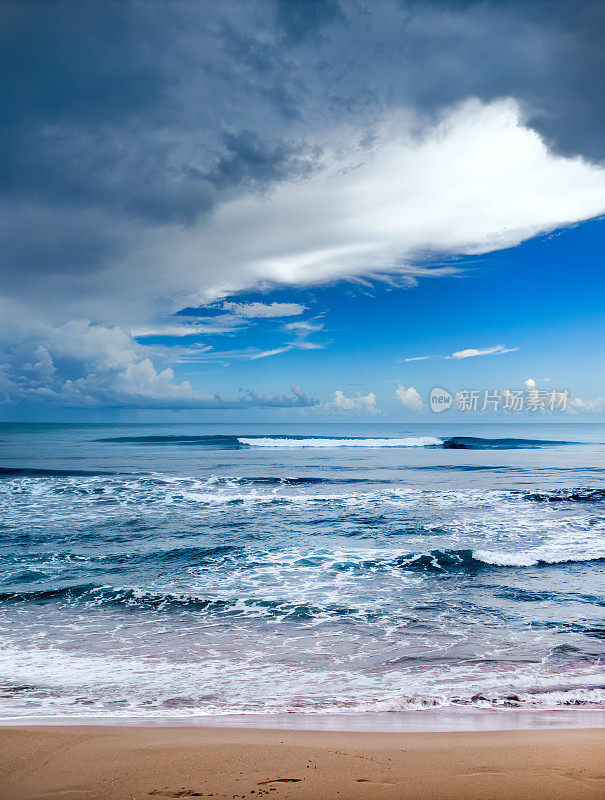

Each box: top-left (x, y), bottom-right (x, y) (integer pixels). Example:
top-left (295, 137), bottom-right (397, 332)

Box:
top-left (0, 422), bottom-right (604, 725)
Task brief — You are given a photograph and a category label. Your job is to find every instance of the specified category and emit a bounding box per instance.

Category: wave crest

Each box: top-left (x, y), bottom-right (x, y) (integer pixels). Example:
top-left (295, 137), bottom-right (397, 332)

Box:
top-left (396, 547), bottom-right (605, 572)
top-left (238, 436), bottom-right (443, 448)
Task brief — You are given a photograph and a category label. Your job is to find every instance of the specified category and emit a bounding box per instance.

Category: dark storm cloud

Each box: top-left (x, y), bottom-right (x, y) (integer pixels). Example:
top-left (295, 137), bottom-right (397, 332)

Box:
top-left (0, 1), bottom-right (317, 225)
top-left (274, 0), bottom-right (343, 43)
top-left (195, 130), bottom-right (319, 193)
top-left (1, 0), bottom-right (604, 304)
top-left (394, 0), bottom-right (605, 160)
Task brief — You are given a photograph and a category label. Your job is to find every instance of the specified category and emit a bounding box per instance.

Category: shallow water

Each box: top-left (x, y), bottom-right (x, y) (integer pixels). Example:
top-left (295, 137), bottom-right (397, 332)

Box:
top-left (0, 422), bottom-right (603, 721)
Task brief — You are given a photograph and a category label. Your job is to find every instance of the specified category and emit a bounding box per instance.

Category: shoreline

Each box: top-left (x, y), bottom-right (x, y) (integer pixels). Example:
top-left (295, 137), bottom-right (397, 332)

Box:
top-left (1, 725), bottom-right (603, 799)
top-left (1, 707), bottom-right (604, 732)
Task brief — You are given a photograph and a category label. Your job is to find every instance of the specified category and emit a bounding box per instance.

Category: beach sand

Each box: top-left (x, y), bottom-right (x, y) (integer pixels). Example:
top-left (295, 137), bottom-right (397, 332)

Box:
top-left (0, 726), bottom-right (603, 800)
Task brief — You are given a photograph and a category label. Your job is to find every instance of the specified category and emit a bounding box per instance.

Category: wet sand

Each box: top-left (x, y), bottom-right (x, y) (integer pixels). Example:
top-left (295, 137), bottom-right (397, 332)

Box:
top-left (1, 725), bottom-right (603, 799)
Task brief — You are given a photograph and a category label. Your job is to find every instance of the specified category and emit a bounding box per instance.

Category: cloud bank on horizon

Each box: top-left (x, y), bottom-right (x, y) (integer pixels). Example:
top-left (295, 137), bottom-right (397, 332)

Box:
top-left (2, 0), bottom-right (604, 413)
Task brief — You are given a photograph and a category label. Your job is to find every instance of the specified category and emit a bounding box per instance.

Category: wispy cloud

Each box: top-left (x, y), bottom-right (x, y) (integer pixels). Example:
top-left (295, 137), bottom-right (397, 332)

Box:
top-left (401, 346), bottom-right (517, 362)
top-left (449, 344), bottom-right (519, 359)
top-left (220, 301), bottom-right (306, 318)
top-left (249, 346), bottom-right (292, 360)
top-left (283, 320), bottom-right (323, 332)
top-left (177, 324), bottom-right (325, 362)
top-left (176, 344), bottom-right (289, 363)
top-left (132, 315), bottom-right (247, 338)
top-left (132, 325), bottom-right (227, 338)
top-left (284, 318), bottom-right (326, 351)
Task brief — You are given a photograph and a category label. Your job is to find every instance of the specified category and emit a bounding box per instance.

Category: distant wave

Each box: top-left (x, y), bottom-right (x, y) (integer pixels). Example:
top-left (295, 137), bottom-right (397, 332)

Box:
top-left (0, 467), bottom-right (119, 478)
top-left (95, 434), bottom-right (243, 448)
top-left (441, 436), bottom-right (574, 449)
top-left (95, 433), bottom-right (576, 450)
top-left (96, 433), bottom-right (442, 448)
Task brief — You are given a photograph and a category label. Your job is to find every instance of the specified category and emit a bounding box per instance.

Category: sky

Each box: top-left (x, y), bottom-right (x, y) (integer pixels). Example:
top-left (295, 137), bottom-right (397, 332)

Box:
top-left (1, 0), bottom-right (604, 422)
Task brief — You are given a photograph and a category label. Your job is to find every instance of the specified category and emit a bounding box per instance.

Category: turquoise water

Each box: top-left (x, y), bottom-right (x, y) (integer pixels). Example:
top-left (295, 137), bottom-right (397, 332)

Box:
top-left (0, 422), bottom-right (603, 720)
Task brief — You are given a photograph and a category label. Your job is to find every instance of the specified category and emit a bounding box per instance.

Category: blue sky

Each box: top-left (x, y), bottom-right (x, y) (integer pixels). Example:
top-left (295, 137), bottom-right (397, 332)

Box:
top-left (144, 217), bottom-right (605, 421)
top-left (1, 1), bottom-right (604, 422)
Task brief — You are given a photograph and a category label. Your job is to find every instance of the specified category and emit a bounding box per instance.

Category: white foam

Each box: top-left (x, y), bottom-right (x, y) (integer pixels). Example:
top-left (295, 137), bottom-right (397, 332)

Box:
top-left (1, 640), bottom-right (603, 719)
top-left (238, 437), bottom-right (443, 448)
top-left (474, 547), bottom-right (605, 567)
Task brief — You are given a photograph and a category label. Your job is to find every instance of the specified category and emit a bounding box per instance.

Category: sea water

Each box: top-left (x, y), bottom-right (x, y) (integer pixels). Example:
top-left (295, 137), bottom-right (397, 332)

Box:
top-left (0, 422), bottom-right (603, 722)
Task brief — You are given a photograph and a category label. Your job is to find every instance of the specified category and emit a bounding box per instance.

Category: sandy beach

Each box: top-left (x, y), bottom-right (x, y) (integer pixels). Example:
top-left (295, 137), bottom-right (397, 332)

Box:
top-left (0, 725), bottom-right (603, 800)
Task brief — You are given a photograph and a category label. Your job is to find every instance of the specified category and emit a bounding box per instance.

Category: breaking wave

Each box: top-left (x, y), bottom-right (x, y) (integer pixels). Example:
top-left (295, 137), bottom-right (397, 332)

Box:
top-left (396, 548), bottom-right (605, 572)
top-left (2, 546), bottom-right (603, 612)
top-left (241, 436), bottom-right (574, 449)
top-left (238, 436), bottom-right (442, 448)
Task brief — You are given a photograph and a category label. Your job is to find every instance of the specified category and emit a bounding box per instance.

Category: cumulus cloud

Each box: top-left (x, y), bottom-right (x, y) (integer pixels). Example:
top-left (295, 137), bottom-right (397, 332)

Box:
top-left (449, 344), bottom-right (519, 360)
top-left (395, 385), bottom-right (424, 411)
top-left (326, 389), bottom-right (378, 414)
top-left (0, 321), bottom-right (318, 408)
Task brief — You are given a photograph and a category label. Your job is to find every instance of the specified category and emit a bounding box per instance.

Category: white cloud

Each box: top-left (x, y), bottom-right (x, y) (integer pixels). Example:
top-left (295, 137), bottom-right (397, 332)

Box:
top-left (283, 319), bottom-right (325, 351)
top-left (173, 318), bottom-right (326, 362)
top-left (403, 355), bottom-right (431, 362)
top-left (220, 301), bottom-right (306, 318)
top-left (568, 396), bottom-right (605, 414)
top-left (0, 320), bottom-right (317, 408)
top-left (449, 344), bottom-right (518, 359)
top-left (525, 378), bottom-right (536, 389)
top-left (132, 325), bottom-right (216, 338)
top-left (326, 389), bottom-right (378, 414)
top-left (283, 320), bottom-right (323, 332)
top-left (8, 98), bottom-right (605, 327)
top-left (168, 99), bottom-right (605, 313)
top-left (395, 385), bottom-right (424, 411)
top-left (249, 346), bottom-right (292, 360)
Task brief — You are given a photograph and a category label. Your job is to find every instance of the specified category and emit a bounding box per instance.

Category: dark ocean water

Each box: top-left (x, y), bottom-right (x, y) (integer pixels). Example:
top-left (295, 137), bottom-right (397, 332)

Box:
top-left (0, 422), bottom-right (604, 721)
